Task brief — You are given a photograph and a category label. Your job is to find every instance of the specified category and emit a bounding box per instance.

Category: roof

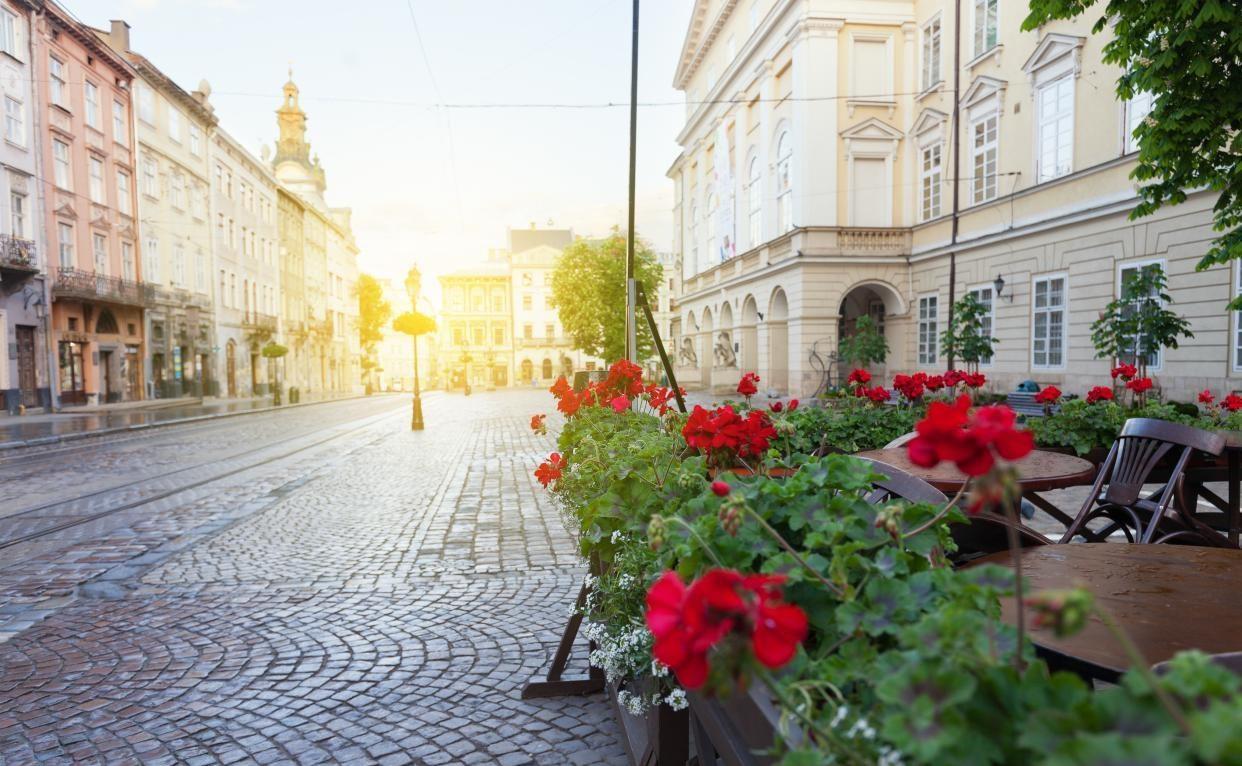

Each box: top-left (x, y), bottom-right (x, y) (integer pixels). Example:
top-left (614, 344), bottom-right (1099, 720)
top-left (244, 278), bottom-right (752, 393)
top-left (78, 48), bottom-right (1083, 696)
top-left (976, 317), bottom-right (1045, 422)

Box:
top-left (508, 227), bottom-right (573, 254)
top-left (673, 0), bottom-right (738, 90)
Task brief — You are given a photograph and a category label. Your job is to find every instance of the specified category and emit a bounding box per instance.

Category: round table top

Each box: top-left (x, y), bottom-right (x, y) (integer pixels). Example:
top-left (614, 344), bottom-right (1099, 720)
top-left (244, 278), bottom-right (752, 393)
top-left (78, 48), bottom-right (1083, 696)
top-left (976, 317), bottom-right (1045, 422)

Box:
top-left (853, 448), bottom-right (1097, 493)
top-left (974, 544), bottom-right (1242, 677)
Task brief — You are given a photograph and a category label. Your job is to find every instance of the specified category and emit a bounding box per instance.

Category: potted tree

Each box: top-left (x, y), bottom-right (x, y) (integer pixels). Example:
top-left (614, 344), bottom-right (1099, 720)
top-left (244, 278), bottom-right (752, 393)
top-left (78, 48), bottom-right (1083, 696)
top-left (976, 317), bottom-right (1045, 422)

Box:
top-left (260, 342), bottom-right (288, 406)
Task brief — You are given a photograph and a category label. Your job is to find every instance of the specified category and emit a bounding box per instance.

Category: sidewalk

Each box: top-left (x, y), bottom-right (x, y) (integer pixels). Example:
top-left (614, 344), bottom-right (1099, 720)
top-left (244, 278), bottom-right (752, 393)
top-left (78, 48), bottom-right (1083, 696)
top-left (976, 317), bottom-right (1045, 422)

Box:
top-left (0, 390), bottom-right (393, 450)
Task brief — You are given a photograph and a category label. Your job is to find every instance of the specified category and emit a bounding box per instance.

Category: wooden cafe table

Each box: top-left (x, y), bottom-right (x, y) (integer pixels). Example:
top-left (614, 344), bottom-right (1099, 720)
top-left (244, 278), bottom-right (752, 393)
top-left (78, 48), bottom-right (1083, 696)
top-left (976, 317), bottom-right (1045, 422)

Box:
top-left (974, 543), bottom-right (1242, 681)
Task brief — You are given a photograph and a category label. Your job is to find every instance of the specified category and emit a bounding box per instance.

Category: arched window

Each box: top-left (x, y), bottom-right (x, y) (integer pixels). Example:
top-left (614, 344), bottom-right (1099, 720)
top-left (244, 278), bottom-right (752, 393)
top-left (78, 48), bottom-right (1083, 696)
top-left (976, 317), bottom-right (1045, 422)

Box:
top-left (747, 155), bottom-right (762, 248)
top-left (520, 358), bottom-right (533, 382)
top-left (541, 358), bottom-right (553, 379)
top-left (689, 201), bottom-right (699, 272)
top-left (776, 131), bottom-right (793, 233)
top-left (706, 193), bottom-right (718, 263)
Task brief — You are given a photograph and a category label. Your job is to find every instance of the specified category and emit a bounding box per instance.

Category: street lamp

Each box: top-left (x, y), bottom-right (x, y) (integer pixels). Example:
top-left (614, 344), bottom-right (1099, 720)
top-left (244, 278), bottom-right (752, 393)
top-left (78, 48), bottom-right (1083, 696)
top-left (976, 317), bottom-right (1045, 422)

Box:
top-left (404, 266), bottom-right (425, 431)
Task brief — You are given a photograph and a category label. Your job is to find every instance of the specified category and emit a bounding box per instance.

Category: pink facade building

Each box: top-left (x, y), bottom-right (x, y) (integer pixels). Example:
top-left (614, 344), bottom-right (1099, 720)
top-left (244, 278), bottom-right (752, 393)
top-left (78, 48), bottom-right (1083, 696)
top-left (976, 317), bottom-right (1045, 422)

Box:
top-left (34, 1), bottom-right (143, 405)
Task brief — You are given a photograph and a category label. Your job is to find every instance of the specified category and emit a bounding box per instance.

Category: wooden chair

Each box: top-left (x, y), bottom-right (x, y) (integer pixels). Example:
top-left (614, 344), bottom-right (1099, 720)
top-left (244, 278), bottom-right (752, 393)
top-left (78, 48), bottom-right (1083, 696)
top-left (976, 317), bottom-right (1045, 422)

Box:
top-left (1059, 418), bottom-right (1226, 545)
top-left (855, 456), bottom-right (946, 505)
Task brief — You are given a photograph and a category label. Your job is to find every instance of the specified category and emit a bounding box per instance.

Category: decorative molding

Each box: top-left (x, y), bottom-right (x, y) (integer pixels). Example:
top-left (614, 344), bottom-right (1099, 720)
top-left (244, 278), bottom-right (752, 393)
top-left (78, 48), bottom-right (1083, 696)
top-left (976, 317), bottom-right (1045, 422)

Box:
top-left (1022, 33), bottom-right (1086, 78)
top-left (841, 117), bottom-right (903, 141)
top-left (962, 75), bottom-right (1007, 111)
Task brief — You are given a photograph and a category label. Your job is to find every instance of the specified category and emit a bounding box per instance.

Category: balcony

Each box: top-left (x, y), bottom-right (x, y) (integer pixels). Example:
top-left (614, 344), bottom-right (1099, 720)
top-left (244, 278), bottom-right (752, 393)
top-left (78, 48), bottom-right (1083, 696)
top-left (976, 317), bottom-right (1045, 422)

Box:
top-left (0, 235), bottom-right (38, 282)
top-left (243, 312), bottom-right (279, 333)
top-left (52, 268), bottom-right (146, 308)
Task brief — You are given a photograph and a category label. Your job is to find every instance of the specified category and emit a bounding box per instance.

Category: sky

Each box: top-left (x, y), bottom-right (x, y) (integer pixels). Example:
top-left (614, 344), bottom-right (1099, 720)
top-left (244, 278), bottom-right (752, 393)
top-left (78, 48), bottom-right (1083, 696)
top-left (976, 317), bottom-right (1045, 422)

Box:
top-left (79, 0), bottom-right (693, 299)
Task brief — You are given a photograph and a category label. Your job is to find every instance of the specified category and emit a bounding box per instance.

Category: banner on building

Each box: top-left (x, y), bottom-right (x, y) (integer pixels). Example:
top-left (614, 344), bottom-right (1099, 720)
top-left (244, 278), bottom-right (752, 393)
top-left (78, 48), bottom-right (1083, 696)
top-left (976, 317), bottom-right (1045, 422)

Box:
top-left (713, 123), bottom-right (736, 262)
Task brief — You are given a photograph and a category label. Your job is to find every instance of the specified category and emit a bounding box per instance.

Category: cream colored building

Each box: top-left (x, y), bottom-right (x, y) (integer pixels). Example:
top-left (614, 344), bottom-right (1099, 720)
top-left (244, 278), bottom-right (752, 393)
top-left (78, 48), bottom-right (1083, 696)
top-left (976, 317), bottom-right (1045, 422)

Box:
top-left (669, 0), bottom-right (1233, 400)
top-left (373, 276), bottom-right (435, 392)
top-left (438, 255), bottom-right (513, 391)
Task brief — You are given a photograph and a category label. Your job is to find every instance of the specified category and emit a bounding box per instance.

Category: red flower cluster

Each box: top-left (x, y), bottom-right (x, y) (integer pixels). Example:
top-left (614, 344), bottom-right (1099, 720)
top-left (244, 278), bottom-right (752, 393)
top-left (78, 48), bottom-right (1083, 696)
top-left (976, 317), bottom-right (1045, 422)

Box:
top-left (645, 569), bottom-right (808, 689)
top-left (768, 399), bottom-right (799, 413)
top-left (1226, 394), bottom-right (1242, 413)
top-left (1111, 363), bottom-right (1138, 381)
top-left (907, 395), bottom-right (1035, 476)
top-left (530, 414), bottom-right (547, 435)
top-left (893, 373), bottom-right (926, 401)
top-left (534, 453), bottom-right (564, 488)
top-left (847, 368), bottom-right (871, 386)
top-left (682, 405), bottom-right (777, 464)
top-left (548, 360), bottom-right (683, 417)
top-left (1125, 377), bottom-right (1153, 394)
top-left (611, 395), bottom-right (631, 413)
top-left (943, 369), bottom-right (987, 389)
top-left (737, 372), bottom-right (761, 398)
top-left (1034, 386), bottom-right (1062, 405)
top-left (1086, 386), bottom-right (1114, 404)
top-left (1200, 390), bottom-right (1215, 405)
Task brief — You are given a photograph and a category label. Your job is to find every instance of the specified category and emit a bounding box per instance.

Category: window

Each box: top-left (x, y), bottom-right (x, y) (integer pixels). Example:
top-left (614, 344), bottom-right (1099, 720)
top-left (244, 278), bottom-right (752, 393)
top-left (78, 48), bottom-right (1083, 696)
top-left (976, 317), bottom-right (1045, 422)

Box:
top-left (173, 244), bottom-right (185, 286)
top-left (922, 17), bottom-right (942, 90)
top-left (88, 157), bottom-right (104, 203)
top-left (494, 327), bottom-right (505, 345)
top-left (1124, 91), bottom-right (1154, 154)
top-left (523, 323), bottom-right (532, 339)
top-left (1036, 77), bottom-right (1074, 182)
top-left (1118, 261), bottom-right (1165, 370)
top-left (57, 222), bottom-right (73, 269)
top-left (453, 326), bottom-right (466, 346)
top-left (138, 85), bottom-right (154, 125)
top-left (747, 155), bottom-right (762, 247)
top-left (168, 108), bottom-right (182, 143)
top-left (545, 323), bottom-right (555, 339)
top-left (122, 241), bottom-right (134, 281)
top-left (973, 0), bottom-right (998, 56)
top-left (113, 99), bottom-right (127, 145)
top-left (145, 237), bottom-right (159, 283)
top-left (689, 201), bottom-right (699, 269)
top-left (116, 170), bottom-right (131, 215)
top-left (0, 8), bottom-right (18, 58)
top-left (706, 192), bottom-right (718, 262)
top-left (473, 326), bottom-right (484, 345)
top-left (49, 57), bottom-right (65, 107)
top-left (141, 157), bottom-right (157, 198)
top-left (170, 172), bottom-right (185, 209)
top-left (219, 269), bottom-right (227, 306)
top-left (917, 295), bottom-right (938, 364)
top-left (776, 131), bottom-right (792, 233)
top-left (189, 124), bottom-right (202, 156)
top-left (852, 39), bottom-right (889, 98)
top-left (522, 294), bottom-right (532, 311)
top-left (10, 192), bottom-right (24, 238)
top-left (971, 115), bottom-right (998, 203)
top-left (52, 139), bottom-right (70, 189)
top-left (92, 233), bottom-right (107, 275)
top-left (4, 96), bottom-right (22, 145)
top-left (84, 81), bottom-right (100, 128)
top-left (196, 251), bottom-right (205, 291)
top-left (920, 144), bottom-right (942, 221)
top-left (966, 286), bottom-right (995, 365)
top-left (1032, 274), bottom-right (1067, 368)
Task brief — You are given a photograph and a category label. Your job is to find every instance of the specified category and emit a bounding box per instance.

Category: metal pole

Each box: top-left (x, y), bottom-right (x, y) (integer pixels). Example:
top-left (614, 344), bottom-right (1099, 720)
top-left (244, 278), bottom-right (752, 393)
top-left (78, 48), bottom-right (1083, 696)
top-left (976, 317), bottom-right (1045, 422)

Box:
top-left (411, 333), bottom-right (424, 430)
top-left (947, 0), bottom-right (962, 370)
top-left (624, 0), bottom-right (640, 362)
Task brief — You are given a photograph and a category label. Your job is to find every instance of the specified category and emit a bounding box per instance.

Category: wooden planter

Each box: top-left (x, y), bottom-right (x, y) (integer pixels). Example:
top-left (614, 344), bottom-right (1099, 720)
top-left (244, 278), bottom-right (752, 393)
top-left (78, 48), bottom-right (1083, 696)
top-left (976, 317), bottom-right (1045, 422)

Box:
top-left (686, 680), bottom-right (802, 766)
top-left (608, 681), bottom-right (690, 766)
top-left (709, 466), bottom-right (799, 480)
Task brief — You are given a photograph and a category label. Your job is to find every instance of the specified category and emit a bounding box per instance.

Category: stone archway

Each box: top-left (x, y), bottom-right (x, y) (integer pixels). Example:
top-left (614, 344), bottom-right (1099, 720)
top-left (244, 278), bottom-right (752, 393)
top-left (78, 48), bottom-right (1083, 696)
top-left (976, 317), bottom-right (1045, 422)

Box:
top-left (740, 295), bottom-right (759, 373)
top-left (766, 288), bottom-right (789, 393)
top-left (699, 306), bottom-right (714, 388)
top-left (520, 358), bottom-right (534, 384)
top-left (837, 280), bottom-right (905, 378)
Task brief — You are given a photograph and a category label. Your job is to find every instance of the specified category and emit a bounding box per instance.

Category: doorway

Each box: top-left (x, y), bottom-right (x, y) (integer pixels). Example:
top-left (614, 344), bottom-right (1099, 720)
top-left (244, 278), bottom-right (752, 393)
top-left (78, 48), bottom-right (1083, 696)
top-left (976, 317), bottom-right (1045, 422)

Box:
top-left (100, 349), bottom-right (115, 403)
top-left (226, 341), bottom-right (237, 397)
top-left (58, 340), bottom-right (85, 405)
top-left (15, 325), bottom-right (37, 407)
top-left (124, 346), bottom-right (142, 401)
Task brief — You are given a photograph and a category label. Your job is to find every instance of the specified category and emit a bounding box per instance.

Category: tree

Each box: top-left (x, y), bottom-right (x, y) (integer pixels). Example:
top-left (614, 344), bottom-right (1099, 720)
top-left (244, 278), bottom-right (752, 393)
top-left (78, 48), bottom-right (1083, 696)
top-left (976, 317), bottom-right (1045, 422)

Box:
top-left (940, 293), bottom-right (997, 373)
top-left (355, 274), bottom-right (392, 393)
top-left (1023, 1), bottom-right (1242, 306)
top-left (549, 229), bottom-right (663, 363)
top-left (837, 314), bottom-right (888, 370)
top-left (1090, 264), bottom-right (1192, 379)
top-left (393, 311), bottom-right (437, 338)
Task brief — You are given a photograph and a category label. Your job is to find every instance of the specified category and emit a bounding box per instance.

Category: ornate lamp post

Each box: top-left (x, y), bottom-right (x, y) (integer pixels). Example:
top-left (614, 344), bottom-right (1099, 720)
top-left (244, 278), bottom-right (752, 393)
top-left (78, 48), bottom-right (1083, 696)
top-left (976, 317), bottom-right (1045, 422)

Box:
top-left (404, 266), bottom-right (425, 431)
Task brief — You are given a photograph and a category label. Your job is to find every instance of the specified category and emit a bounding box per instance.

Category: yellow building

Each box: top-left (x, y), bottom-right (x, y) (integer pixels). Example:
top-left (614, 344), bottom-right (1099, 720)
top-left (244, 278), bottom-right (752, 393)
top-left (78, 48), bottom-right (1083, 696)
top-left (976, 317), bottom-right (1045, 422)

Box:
top-left (437, 254), bottom-right (513, 391)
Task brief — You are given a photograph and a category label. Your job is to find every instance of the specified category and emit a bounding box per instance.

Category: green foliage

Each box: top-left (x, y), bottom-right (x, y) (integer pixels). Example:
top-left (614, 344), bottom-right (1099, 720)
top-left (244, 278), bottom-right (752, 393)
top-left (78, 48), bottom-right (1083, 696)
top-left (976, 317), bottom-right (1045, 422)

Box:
top-left (776, 402), bottom-right (918, 455)
top-left (355, 273), bottom-right (392, 349)
top-left (837, 315), bottom-right (888, 369)
top-left (392, 310), bottom-right (436, 337)
top-left (1090, 265), bottom-right (1193, 377)
top-left (1028, 398), bottom-right (1205, 455)
top-left (550, 229), bottom-right (663, 363)
top-left (260, 342), bottom-right (288, 359)
top-left (1023, 0), bottom-right (1242, 308)
top-left (940, 293), bottom-right (996, 372)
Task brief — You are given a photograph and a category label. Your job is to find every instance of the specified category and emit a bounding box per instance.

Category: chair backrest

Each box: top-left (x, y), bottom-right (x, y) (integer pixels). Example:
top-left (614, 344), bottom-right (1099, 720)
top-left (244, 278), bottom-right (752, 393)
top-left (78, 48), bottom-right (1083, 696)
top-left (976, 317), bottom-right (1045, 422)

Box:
top-left (883, 432), bottom-right (918, 449)
top-left (855, 456), bottom-right (948, 505)
top-left (1102, 419), bottom-right (1225, 506)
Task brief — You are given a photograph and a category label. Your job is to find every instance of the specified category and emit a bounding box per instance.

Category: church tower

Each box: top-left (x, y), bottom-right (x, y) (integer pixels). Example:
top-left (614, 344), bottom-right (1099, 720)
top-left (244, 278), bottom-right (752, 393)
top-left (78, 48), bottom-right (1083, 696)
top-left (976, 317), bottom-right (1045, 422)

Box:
top-left (273, 70), bottom-right (327, 205)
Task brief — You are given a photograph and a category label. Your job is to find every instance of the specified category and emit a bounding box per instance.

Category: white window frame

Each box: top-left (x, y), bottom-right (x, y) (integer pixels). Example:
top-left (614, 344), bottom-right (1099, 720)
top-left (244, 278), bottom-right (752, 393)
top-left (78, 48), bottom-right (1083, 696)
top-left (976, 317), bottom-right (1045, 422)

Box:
top-left (917, 293), bottom-right (939, 365)
top-left (141, 157), bottom-right (158, 198)
top-left (173, 242), bottom-right (185, 286)
top-left (1117, 258), bottom-right (1167, 372)
top-left (116, 169), bottom-right (131, 215)
top-left (189, 124), bottom-right (202, 156)
top-left (973, 0), bottom-right (998, 58)
top-left (88, 156), bottom-right (104, 203)
top-left (920, 143), bottom-right (942, 222)
top-left (1031, 272), bottom-right (1069, 370)
top-left (0, 7), bottom-right (18, 59)
top-left (57, 222), bottom-right (73, 269)
top-left (3, 95), bottom-right (22, 145)
top-left (84, 80), bottom-right (100, 129)
top-left (52, 139), bottom-right (70, 189)
top-left (145, 236), bottom-right (159, 283)
top-left (746, 154), bottom-right (762, 248)
top-left (1035, 75), bottom-right (1075, 182)
top-left (970, 113), bottom-right (999, 204)
top-left (170, 171), bottom-right (185, 210)
top-left (921, 15), bottom-right (942, 91)
top-left (113, 99), bottom-right (127, 146)
top-left (49, 56), bottom-right (65, 107)
top-left (10, 191), bottom-right (24, 238)
top-left (122, 241), bottom-right (134, 282)
top-left (775, 129), bottom-right (793, 233)
top-left (966, 285), bottom-right (996, 367)
top-left (138, 85), bottom-right (155, 125)
top-left (1124, 91), bottom-right (1154, 155)
top-left (92, 232), bottom-right (107, 276)
top-left (168, 108), bottom-right (183, 143)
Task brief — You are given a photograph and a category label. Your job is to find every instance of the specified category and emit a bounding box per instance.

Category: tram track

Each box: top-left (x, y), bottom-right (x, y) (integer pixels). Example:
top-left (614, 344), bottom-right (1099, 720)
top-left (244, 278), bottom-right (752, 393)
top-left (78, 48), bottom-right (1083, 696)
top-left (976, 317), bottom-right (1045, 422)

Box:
top-left (0, 402), bottom-right (406, 551)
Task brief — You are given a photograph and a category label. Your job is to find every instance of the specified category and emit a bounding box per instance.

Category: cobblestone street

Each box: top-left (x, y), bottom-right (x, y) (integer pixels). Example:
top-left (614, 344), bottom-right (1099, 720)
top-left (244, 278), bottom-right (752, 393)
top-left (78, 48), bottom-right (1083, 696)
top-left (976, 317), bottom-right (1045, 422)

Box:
top-left (0, 392), bottom-right (626, 765)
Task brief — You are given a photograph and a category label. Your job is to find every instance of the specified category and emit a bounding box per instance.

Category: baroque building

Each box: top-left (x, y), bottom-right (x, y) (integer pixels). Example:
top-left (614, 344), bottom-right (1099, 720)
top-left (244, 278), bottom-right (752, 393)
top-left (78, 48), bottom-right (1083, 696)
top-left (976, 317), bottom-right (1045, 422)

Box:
top-left (438, 253), bottom-right (513, 391)
top-left (97, 21), bottom-right (218, 399)
top-left (0, 0), bottom-right (48, 413)
top-left (37, 6), bottom-right (143, 406)
top-left (276, 186), bottom-right (306, 393)
top-left (669, 0), bottom-right (1235, 400)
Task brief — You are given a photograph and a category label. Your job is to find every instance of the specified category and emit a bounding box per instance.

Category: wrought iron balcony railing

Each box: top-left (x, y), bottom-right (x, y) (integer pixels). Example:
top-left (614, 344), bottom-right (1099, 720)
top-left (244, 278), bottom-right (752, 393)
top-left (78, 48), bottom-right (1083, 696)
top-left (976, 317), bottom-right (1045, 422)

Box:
top-left (243, 312), bottom-right (279, 331)
top-left (0, 235), bottom-right (37, 274)
top-left (53, 268), bottom-right (146, 307)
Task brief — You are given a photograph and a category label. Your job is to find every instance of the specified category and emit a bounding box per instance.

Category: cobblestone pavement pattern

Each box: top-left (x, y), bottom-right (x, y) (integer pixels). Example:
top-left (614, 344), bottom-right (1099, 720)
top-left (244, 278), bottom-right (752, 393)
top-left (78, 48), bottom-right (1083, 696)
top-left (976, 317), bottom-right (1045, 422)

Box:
top-left (0, 391), bottom-right (627, 765)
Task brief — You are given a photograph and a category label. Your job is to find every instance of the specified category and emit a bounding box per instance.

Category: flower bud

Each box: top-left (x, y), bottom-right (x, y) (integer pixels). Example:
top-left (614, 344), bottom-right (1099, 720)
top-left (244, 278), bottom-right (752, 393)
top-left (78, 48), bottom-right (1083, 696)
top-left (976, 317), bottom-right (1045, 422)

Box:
top-left (874, 503), bottom-right (903, 539)
top-left (710, 480), bottom-right (730, 497)
top-left (647, 516), bottom-right (667, 551)
top-left (1025, 588), bottom-right (1093, 637)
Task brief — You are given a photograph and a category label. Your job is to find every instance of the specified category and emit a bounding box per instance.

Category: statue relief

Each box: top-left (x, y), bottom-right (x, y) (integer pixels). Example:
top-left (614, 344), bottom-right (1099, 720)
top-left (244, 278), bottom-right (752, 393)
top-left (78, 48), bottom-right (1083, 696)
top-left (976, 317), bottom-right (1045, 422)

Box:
top-left (678, 336), bottom-right (698, 367)
top-left (714, 331), bottom-right (737, 368)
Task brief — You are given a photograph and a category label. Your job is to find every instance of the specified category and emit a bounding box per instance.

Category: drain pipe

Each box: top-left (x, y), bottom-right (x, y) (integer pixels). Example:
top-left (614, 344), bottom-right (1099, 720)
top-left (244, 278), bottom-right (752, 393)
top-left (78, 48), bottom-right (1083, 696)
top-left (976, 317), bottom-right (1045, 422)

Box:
top-left (946, 0), bottom-right (962, 370)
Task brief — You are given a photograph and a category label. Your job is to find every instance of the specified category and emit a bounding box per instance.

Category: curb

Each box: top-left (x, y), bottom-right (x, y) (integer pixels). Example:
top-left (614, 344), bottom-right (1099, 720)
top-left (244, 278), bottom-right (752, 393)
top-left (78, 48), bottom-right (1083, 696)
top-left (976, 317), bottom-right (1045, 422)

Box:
top-left (0, 392), bottom-right (412, 452)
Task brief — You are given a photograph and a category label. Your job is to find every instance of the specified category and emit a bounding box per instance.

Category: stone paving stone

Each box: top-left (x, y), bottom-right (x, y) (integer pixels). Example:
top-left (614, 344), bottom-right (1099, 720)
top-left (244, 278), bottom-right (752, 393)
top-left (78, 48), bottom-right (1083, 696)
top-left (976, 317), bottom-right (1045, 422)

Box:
top-left (0, 391), bottom-right (627, 764)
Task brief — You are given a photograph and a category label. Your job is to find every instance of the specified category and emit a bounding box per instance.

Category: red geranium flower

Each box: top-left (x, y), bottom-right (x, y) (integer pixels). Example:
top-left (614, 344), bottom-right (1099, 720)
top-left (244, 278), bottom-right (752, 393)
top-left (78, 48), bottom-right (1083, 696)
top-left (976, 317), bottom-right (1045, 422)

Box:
top-left (963, 372), bottom-right (987, 388)
top-left (907, 395), bottom-right (1034, 477)
top-left (1126, 377), bottom-right (1153, 394)
top-left (924, 374), bottom-right (945, 391)
top-left (1225, 394), bottom-right (1242, 412)
top-left (1199, 390), bottom-right (1216, 405)
top-left (711, 480), bottom-right (731, 497)
top-left (1086, 386), bottom-right (1114, 404)
top-left (550, 376), bottom-right (572, 399)
top-left (1111, 363), bottom-right (1138, 381)
top-left (943, 369), bottom-right (964, 387)
top-left (769, 402), bottom-right (783, 413)
top-left (611, 395), bottom-right (631, 413)
top-left (787, 399), bottom-right (799, 411)
top-left (893, 374), bottom-right (925, 401)
top-left (847, 368), bottom-right (871, 386)
top-left (534, 452), bottom-right (564, 488)
top-left (865, 386), bottom-right (891, 404)
top-left (682, 405), bottom-right (777, 465)
top-left (737, 372), bottom-right (760, 398)
top-left (1034, 386), bottom-right (1061, 405)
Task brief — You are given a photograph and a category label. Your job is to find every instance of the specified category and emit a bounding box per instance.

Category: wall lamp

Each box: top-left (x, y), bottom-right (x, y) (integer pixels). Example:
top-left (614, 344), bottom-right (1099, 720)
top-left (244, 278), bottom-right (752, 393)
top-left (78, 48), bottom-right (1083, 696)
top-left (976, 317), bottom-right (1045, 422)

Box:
top-left (994, 274), bottom-right (1015, 303)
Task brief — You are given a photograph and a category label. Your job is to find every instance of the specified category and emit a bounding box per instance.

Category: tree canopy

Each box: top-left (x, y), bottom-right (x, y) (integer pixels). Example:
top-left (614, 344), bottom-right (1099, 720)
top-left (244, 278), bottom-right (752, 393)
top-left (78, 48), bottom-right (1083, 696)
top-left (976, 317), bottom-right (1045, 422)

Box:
top-left (393, 310), bottom-right (437, 337)
top-left (355, 274), bottom-right (392, 349)
top-left (1024, 0), bottom-right (1242, 306)
top-left (940, 293), bottom-right (997, 372)
top-left (549, 229), bottom-right (663, 363)
top-left (1090, 264), bottom-right (1193, 378)
top-left (838, 315), bottom-right (888, 370)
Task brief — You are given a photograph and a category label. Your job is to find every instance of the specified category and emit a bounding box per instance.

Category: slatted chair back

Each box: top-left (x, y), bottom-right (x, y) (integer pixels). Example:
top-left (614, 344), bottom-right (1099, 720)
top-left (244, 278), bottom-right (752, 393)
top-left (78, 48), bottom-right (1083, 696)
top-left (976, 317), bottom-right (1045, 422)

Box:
top-left (883, 432), bottom-right (918, 449)
top-left (1060, 418), bottom-right (1225, 545)
top-left (855, 456), bottom-right (948, 505)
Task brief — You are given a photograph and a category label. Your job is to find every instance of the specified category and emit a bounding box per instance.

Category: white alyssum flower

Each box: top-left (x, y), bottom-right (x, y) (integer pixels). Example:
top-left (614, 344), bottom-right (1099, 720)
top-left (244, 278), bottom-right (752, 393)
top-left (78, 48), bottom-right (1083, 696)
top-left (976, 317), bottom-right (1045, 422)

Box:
top-left (664, 688), bottom-right (688, 711)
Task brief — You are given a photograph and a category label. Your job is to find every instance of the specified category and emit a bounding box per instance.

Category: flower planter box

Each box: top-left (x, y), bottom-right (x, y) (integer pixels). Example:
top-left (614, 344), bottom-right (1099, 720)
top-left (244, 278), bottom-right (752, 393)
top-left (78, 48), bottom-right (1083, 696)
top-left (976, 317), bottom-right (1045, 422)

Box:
top-left (686, 680), bottom-right (800, 766)
top-left (710, 466), bottom-right (799, 480)
top-left (607, 681), bottom-right (689, 766)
